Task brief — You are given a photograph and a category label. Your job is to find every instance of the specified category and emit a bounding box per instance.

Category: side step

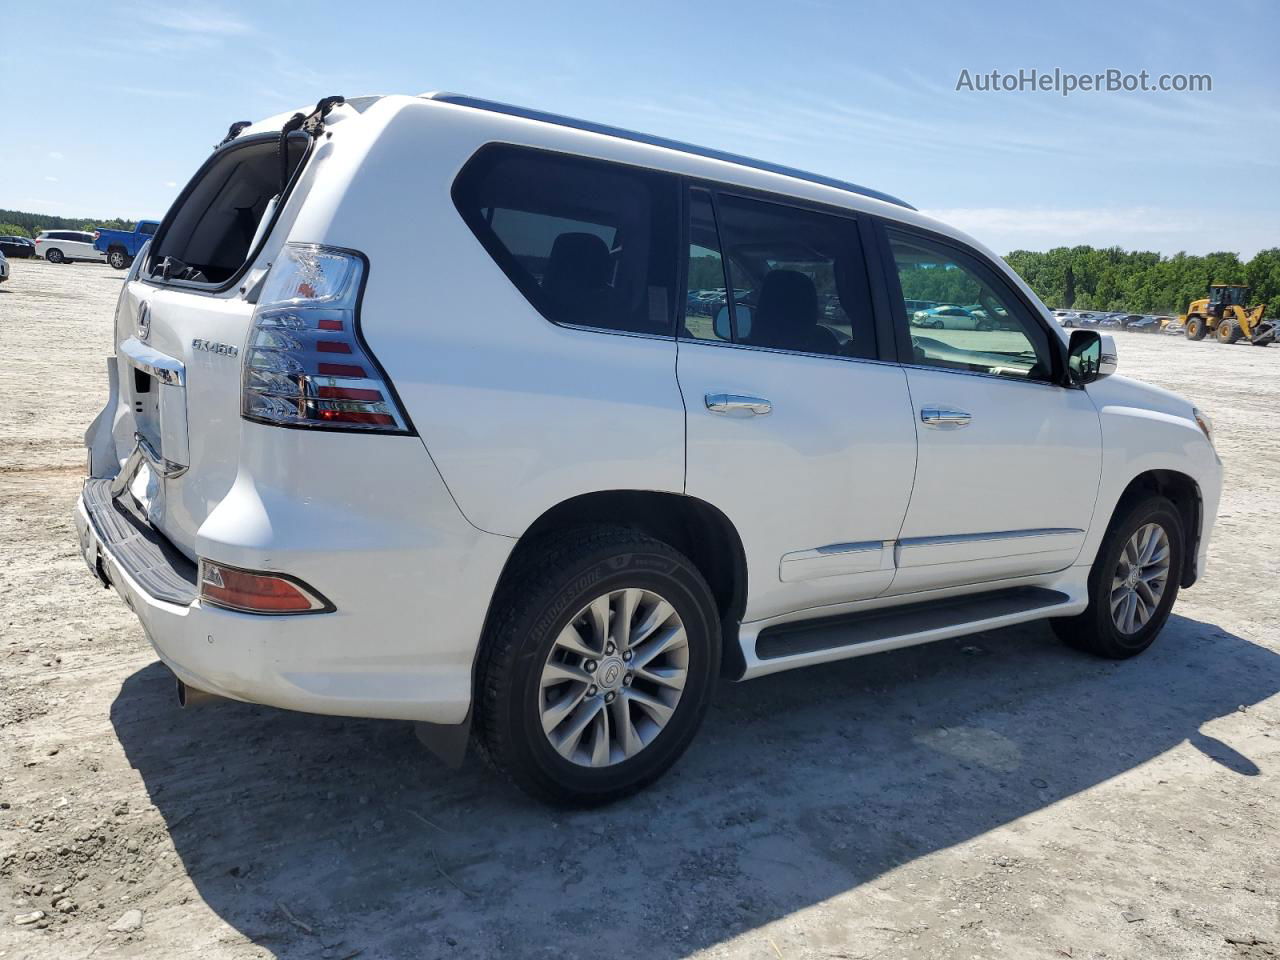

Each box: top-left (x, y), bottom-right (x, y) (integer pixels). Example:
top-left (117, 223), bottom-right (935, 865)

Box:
top-left (755, 586), bottom-right (1070, 660)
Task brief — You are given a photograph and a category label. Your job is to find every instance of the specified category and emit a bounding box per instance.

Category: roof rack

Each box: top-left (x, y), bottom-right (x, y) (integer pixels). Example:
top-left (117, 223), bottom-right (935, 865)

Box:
top-left (423, 92), bottom-right (915, 211)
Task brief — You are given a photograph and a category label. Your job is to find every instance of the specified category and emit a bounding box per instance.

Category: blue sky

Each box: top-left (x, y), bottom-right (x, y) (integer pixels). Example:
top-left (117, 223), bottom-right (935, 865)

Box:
top-left (4, 0), bottom-right (1276, 256)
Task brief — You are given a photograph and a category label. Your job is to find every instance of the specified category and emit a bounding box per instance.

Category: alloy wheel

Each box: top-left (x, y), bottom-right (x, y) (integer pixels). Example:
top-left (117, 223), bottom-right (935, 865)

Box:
top-left (1110, 522), bottom-right (1170, 634)
top-left (538, 587), bottom-right (689, 768)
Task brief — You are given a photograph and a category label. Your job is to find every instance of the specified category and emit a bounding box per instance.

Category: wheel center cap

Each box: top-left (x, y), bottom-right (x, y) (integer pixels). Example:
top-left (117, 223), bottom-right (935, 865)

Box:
top-left (596, 656), bottom-right (625, 691)
top-left (1126, 568), bottom-right (1140, 588)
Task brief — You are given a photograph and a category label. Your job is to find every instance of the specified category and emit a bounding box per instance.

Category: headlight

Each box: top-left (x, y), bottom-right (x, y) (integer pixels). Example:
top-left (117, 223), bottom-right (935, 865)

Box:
top-left (1193, 407), bottom-right (1214, 445)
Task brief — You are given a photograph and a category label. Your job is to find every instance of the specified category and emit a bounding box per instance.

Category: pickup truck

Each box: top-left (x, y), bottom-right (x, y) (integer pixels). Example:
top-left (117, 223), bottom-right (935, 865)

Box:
top-left (94, 221), bottom-right (160, 270)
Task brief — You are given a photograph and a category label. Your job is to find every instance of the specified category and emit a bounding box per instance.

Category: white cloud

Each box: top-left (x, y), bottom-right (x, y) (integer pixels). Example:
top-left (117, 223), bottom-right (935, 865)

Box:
top-left (48, 151), bottom-right (64, 161)
top-left (44, 176), bottom-right (59, 183)
top-left (137, 8), bottom-right (253, 35)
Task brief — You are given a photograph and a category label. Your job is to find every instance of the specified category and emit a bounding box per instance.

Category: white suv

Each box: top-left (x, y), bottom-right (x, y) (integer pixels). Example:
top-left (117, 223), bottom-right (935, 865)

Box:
top-left (76, 94), bottom-right (1222, 804)
top-left (36, 229), bottom-right (105, 263)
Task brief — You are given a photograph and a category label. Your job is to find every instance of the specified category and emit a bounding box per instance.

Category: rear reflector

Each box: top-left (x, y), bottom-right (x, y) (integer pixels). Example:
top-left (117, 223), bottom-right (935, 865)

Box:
top-left (199, 560), bottom-right (333, 615)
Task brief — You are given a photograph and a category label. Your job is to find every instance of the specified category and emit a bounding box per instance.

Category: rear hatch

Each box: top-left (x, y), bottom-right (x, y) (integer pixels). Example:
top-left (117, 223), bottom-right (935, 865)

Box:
top-left (102, 112), bottom-right (319, 559)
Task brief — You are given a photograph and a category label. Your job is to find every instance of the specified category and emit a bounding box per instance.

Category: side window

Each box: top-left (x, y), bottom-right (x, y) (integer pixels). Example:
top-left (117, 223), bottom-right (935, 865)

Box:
top-left (887, 230), bottom-right (1053, 382)
top-left (694, 192), bottom-right (875, 360)
top-left (453, 145), bottom-right (679, 335)
top-left (683, 189), bottom-right (729, 342)
top-left (140, 222), bottom-right (157, 236)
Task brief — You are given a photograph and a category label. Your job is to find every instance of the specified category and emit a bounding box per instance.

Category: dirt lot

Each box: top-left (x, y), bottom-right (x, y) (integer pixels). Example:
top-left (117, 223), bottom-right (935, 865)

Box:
top-left (1, 257), bottom-right (1277, 960)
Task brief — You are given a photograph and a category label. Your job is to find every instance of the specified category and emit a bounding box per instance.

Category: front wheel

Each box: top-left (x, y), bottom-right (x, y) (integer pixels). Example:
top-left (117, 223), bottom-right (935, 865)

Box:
top-left (1185, 316), bottom-right (1206, 340)
top-left (1052, 496), bottom-right (1183, 658)
top-left (1216, 319), bottom-right (1241, 344)
top-left (475, 527), bottom-right (721, 805)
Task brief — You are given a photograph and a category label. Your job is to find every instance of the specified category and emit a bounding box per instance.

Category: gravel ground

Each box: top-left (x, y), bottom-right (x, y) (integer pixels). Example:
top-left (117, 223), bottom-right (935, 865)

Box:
top-left (1, 257), bottom-right (1277, 960)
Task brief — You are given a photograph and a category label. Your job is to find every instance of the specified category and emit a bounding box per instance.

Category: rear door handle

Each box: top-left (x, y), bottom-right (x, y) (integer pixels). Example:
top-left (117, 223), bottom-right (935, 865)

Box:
top-left (705, 393), bottom-right (772, 416)
top-left (920, 406), bottom-right (971, 428)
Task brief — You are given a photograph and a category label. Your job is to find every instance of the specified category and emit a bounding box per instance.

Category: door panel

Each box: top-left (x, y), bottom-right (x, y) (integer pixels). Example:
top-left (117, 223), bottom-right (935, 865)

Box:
top-left (681, 341), bottom-right (916, 619)
top-left (879, 225), bottom-right (1102, 595)
top-left (679, 187), bottom-right (918, 622)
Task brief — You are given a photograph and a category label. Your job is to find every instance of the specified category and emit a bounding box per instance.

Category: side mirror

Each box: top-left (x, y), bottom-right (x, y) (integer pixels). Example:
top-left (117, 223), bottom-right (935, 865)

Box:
top-left (1067, 329), bottom-right (1116, 384)
top-left (713, 304), bottom-right (752, 341)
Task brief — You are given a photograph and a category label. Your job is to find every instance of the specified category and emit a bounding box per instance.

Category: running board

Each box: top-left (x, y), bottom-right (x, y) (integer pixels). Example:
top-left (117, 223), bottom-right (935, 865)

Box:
top-left (741, 586), bottom-right (1076, 678)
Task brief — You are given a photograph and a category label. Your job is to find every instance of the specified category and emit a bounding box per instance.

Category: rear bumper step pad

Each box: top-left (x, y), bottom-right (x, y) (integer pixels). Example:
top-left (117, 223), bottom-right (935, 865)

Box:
top-left (82, 478), bottom-right (198, 606)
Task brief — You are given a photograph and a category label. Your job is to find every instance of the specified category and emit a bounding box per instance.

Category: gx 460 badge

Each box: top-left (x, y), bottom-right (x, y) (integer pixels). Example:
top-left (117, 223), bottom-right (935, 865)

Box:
top-left (192, 338), bottom-right (239, 358)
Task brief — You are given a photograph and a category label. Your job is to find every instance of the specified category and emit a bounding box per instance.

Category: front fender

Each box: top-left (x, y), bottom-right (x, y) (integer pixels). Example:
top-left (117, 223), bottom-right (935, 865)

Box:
top-left (1080, 376), bottom-right (1222, 580)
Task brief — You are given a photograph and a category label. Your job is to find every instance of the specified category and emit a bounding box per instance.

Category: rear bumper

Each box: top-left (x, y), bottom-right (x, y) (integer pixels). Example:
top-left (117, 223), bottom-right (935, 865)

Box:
top-left (75, 468), bottom-right (514, 724)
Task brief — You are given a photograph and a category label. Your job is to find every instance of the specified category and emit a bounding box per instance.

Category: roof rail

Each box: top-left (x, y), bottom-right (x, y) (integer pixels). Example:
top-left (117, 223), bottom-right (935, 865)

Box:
top-left (423, 92), bottom-right (915, 211)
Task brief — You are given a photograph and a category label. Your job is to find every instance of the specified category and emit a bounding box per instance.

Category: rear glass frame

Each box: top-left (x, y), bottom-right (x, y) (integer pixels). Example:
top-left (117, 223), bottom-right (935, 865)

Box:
top-left (142, 130), bottom-right (314, 296)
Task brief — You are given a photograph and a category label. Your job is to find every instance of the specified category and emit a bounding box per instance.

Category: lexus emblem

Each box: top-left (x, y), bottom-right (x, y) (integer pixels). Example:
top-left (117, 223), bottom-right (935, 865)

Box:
top-left (136, 302), bottom-right (151, 342)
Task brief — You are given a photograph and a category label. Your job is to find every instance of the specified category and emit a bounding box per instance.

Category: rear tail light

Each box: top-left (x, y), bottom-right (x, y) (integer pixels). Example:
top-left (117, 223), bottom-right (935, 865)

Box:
top-left (93, 230), bottom-right (101, 240)
top-left (241, 244), bottom-right (412, 433)
top-left (199, 560), bottom-right (333, 614)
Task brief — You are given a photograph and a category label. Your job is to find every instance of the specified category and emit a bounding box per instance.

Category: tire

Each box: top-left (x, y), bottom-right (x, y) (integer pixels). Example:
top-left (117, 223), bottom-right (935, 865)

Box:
top-left (1185, 316), bottom-right (1206, 340)
top-left (107, 248), bottom-right (129, 270)
top-left (931, 320), bottom-right (944, 329)
top-left (1216, 319), bottom-right (1241, 344)
top-left (1051, 496), bottom-right (1183, 659)
top-left (44, 248), bottom-right (65, 264)
top-left (475, 526), bottom-right (721, 805)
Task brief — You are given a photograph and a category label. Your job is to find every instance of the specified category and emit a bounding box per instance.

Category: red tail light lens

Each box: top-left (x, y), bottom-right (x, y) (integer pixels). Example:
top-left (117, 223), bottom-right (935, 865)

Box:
top-left (241, 244), bottom-right (412, 433)
top-left (199, 560), bottom-right (333, 614)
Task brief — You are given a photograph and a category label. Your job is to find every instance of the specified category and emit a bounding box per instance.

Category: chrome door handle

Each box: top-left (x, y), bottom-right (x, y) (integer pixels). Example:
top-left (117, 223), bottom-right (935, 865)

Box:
top-left (920, 406), bottom-right (971, 428)
top-left (705, 393), bottom-right (772, 416)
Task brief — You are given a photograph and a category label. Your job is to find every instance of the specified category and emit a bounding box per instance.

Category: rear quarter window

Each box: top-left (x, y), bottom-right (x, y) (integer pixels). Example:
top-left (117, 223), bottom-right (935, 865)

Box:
top-left (452, 144), bottom-right (680, 336)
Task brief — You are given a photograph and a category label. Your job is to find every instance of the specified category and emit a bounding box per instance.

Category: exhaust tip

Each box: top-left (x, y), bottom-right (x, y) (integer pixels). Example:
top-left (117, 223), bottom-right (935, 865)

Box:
top-left (176, 679), bottom-right (224, 708)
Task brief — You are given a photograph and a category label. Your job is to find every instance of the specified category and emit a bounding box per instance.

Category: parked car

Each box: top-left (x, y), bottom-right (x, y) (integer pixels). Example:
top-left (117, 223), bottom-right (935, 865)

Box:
top-left (75, 93), bottom-right (1223, 804)
top-left (34, 230), bottom-right (105, 264)
top-left (94, 221), bottom-right (160, 270)
top-left (1074, 312), bottom-right (1102, 327)
top-left (1164, 318), bottom-right (1186, 335)
top-left (0, 249), bottom-right (8, 284)
top-left (1126, 315), bottom-right (1162, 333)
top-left (0, 235), bottom-right (36, 258)
top-left (912, 304), bottom-right (991, 330)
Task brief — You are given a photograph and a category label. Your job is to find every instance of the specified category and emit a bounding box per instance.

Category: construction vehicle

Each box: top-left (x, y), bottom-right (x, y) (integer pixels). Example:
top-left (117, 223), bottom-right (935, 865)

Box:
top-left (1182, 284), bottom-right (1276, 345)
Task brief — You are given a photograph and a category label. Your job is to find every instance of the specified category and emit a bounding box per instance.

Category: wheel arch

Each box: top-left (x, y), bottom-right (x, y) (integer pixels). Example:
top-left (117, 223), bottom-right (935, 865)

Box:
top-left (1111, 469), bottom-right (1202, 588)
top-left (483, 490), bottom-right (749, 679)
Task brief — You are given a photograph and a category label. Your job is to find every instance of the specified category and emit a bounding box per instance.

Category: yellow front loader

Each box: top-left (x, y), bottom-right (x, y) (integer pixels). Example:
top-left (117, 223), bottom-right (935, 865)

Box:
top-left (1183, 284), bottom-right (1275, 345)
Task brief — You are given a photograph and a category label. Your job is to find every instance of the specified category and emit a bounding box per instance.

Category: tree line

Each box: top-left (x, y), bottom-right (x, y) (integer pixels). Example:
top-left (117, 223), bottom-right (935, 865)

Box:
top-left (1005, 246), bottom-right (1280, 314)
top-left (0, 209), bottom-right (136, 238)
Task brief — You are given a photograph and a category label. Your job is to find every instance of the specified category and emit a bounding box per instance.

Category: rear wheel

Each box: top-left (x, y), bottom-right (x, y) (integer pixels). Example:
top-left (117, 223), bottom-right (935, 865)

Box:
top-left (107, 248), bottom-right (129, 270)
top-left (44, 248), bottom-right (65, 264)
top-left (1185, 316), bottom-right (1206, 340)
top-left (1051, 496), bottom-right (1183, 659)
top-left (475, 527), bottom-right (720, 805)
top-left (1216, 319), bottom-right (1241, 344)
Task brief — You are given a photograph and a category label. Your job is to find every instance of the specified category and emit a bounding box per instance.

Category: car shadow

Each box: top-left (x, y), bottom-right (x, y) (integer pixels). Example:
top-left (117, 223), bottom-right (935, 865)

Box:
top-left (111, 614), bottom-right (1276, 958)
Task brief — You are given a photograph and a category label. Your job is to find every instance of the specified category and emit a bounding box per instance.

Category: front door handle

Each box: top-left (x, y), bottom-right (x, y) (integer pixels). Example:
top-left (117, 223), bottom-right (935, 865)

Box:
top-left (920, 406), bottom-right (971, 428)
top-left (705, 393), bottom-right (772, 416)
